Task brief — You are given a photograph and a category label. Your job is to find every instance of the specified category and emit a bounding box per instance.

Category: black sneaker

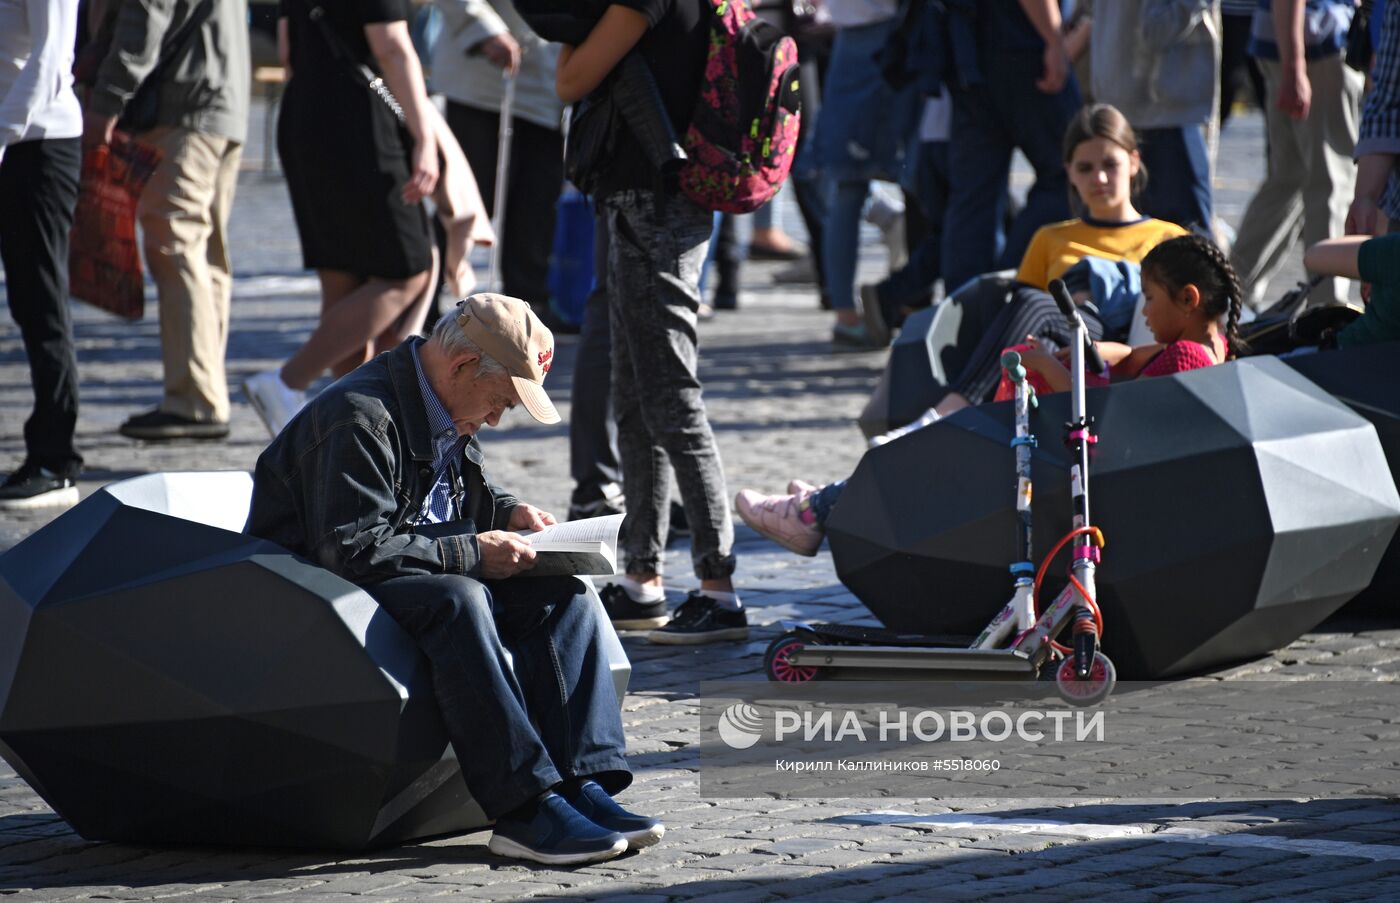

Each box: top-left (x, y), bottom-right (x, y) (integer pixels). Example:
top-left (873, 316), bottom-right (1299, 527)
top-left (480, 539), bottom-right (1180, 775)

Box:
top-left (120, 409), bottom-right (229, 441)
top-left (647, 591), bottom-right (748, 645)
top-left (568, 497), bottom-right (625, 522)
top-left (599, 584), bottom-right (669, 630)
top-left (0, 462), bottom-right (79, 510)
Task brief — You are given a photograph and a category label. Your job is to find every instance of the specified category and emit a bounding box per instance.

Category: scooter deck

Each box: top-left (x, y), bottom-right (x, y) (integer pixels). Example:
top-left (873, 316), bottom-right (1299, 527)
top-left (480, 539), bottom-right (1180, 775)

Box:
top-left (787, 643), bottom-right (1037, 675)
top-left (797, 623), bottom-right (977, 648)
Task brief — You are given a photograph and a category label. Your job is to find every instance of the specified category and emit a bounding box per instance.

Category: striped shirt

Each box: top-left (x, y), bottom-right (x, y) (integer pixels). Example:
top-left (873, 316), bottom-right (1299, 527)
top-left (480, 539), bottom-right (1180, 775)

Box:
top-left (1249, 0), bottom-right (1353, 60)
top-left (1360, 0), bottom-right (1400, 220)
top-left (410, 339), bottom-right (467, 525)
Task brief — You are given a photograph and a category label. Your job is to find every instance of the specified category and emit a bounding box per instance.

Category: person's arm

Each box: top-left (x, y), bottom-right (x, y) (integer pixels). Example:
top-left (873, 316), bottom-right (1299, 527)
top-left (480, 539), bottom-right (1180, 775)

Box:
top-left (1017, 0), bottom-right (1068, 94)
top-left (1304, 235), bottom-right (1367, 280)
top-left (555, 4), bottom-right (650, 103)
top-left (1019, 344), bottom-right (1073, 392)
top-left (438, 0), bottom-right (520, 74)
top-left (365, 20), bottom-right (439, 203)
top-left (0, 0), bottom-right (79, 157)
top-left (1140, 0), bottom-right (1214, 51)
top-left (1058, 340), bottom-right (1138, 368)
top-left (1064, 11), bottom-right (1092, 64)
top-left (1112, 342), bottom-right (1167, 378)
top-left (296, 423), bottom-right (483, 582)
top-left (507, 503), bottom-right (557, 531)
top-left (277, 15), bottom-right (291, 76)
top-left (1349, 154), bottom-right (1395, 234)
top-left (1273, 0), bottom-right (1311, 120)
top-left (86, 0), bottom-right (176, 145)
top-left (1350, 0), bottom-right (1400, 234)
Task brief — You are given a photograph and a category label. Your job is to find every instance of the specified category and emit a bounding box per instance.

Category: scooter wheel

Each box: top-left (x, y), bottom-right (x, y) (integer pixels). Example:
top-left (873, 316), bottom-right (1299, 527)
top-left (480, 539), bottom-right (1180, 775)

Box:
top-left (765, 631), bottom-right (825, 683)
top-left (1054, 651), bottom-right (1116, 706)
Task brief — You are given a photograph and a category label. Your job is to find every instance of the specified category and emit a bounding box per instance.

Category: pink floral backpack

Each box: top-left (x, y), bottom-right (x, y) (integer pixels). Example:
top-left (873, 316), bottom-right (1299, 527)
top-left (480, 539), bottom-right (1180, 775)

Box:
top-left (677, 0), bottom-right (802, 214)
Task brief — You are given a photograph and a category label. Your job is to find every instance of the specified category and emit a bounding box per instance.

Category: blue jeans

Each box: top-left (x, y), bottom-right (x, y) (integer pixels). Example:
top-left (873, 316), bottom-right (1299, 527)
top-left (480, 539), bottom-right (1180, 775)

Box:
top-left (822, 180), bottom-right (871, 312)
top-left (569, 213), bottom-right (623, 513)
top-left (1138, 126), bottom-right (1212, 234)
top-left (811, 480), bottom-right (846, 529)
top-left (365, 574), bottom-right (630, 818)
top-left (942, 50), bottom-right (1080, 293)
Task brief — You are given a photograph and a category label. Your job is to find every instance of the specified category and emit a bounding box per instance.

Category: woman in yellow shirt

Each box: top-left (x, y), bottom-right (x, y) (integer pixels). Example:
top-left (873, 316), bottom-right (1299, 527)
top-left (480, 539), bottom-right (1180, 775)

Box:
top-left (881, 105), bottom-right (1189, 438)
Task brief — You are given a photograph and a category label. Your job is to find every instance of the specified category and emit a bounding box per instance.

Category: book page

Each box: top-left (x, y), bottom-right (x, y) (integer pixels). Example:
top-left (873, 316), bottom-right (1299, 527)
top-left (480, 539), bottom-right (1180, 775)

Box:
top-left (521, 514), bottom-right (623, 548)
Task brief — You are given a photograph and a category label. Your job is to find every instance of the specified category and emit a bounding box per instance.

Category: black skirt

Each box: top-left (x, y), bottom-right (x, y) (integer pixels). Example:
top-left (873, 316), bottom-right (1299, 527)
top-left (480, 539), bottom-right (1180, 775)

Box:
top-left (277, 75), bottom-right (432, 279)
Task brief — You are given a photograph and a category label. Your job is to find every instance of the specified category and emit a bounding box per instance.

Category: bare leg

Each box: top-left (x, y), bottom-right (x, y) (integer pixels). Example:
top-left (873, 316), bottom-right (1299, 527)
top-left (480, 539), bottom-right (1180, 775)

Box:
top-left (281, 268), bottom-right (432, 389)
top-left (375, 246), bottom-right (440, 356)
top-left (313, 271), bottom-right (371, 380)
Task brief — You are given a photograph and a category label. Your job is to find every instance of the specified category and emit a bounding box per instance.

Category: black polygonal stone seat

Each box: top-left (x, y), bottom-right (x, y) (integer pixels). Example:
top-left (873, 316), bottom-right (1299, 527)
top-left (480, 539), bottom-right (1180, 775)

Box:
top-left (828, 357), bottom-right (1400, 678)
top-left (0, 472), bottom-right (631, 850)
top-left (1285, 342), bottom-right (1400, 616)
top-left (858, 273), bottom-right (1015, 439)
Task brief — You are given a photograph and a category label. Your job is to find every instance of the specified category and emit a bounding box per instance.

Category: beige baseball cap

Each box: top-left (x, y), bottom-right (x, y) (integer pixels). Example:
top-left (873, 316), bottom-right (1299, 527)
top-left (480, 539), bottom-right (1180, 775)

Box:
top-left (454, 294), bottom-right (561, 425)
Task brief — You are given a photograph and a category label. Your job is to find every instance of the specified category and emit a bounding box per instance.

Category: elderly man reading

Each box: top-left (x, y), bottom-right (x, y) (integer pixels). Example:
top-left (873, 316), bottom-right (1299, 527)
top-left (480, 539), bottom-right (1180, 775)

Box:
top-left (246, 294), bottom-right (660, 865)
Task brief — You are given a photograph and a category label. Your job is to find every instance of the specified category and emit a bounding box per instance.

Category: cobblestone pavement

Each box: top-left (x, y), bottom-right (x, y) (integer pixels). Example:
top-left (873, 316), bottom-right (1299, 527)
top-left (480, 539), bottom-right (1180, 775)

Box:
top-left (2, 111), bottom-right (1398, 902)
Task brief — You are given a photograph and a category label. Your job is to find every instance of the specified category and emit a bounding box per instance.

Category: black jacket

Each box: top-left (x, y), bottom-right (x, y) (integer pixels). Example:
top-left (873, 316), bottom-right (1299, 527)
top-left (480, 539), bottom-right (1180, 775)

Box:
top-left (246, 340), bottom-right (519, 585)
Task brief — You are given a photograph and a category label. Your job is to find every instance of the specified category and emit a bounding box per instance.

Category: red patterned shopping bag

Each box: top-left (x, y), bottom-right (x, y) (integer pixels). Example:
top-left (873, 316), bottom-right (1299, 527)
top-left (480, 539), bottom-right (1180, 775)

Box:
top-left (68, 132), bottom-right (162, 320)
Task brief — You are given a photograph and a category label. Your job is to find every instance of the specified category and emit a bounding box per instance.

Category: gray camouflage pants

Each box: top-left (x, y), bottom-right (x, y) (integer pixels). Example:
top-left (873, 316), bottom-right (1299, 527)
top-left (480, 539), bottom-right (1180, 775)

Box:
top-left (602, 189), bottom-right (736, 580)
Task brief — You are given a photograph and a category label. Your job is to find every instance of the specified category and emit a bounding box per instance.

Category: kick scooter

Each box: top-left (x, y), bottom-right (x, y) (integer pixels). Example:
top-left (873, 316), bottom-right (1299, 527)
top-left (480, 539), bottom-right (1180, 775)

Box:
top-left (764, 279), bottom-right (1117, 705)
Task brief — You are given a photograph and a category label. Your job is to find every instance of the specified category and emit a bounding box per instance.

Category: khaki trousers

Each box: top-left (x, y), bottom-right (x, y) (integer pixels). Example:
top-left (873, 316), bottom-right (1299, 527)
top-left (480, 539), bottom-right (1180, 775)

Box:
top-left (1230, 56), bottom-right (1363, 310)
top-left (137, 127), bottom-right (242, 423)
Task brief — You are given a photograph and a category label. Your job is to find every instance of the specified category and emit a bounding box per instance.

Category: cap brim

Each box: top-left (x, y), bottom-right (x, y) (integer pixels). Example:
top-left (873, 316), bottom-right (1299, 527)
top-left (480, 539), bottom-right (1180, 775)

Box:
top-left (513, 375), bottom-right (561, 425)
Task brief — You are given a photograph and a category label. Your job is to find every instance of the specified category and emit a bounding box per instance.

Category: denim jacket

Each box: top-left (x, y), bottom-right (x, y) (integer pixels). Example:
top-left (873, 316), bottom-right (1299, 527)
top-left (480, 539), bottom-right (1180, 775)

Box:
top-left (246, 341), bottom-right (519, 585)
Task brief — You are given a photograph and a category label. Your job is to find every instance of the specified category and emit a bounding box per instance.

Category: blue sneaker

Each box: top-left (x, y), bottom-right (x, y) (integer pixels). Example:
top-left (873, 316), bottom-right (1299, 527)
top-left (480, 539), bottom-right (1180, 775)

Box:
top-left (562, 781), bottom-right (665, 849)
top-left (487, 792), bottom-right (628, 865)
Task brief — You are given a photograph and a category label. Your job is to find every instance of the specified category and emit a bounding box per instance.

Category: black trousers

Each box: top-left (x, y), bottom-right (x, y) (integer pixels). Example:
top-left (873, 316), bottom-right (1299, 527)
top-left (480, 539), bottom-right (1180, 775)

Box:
top-left (1221, 12), bottom-right (1267, 128)
top-left (0, 138), bottom-right (82, 475)
top-left (446, 101), bottom-right (564, 306)
top-left (569, 212), bottom-right (623, 511)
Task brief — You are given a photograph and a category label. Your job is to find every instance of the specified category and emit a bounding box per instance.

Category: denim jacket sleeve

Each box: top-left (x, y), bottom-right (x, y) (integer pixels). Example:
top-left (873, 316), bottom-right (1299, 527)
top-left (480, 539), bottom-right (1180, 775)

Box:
top-left (300, 421), bottom-right (483, 583)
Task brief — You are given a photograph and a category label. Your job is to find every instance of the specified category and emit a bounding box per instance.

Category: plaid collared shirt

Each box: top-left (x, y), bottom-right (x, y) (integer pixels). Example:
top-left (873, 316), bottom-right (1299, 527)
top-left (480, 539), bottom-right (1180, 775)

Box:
top-left (411, 339), bottom-right (467, 524)
top-left (1361, 0), bottom-right (1400, 222)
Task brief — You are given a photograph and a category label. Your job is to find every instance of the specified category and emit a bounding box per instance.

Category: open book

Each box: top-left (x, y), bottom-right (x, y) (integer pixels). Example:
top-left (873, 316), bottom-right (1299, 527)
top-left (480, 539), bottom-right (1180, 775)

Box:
top-left (519, 514), bottom-right (623, 577)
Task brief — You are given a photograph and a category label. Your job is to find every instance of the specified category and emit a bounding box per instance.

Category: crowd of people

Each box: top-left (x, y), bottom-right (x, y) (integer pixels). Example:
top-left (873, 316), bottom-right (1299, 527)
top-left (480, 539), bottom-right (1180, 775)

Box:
top-left (3, 0), bottom-right (1400, 868)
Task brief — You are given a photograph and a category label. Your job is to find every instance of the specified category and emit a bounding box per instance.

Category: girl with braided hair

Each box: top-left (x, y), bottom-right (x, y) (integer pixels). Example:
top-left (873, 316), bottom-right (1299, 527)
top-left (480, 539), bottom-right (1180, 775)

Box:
top-left (1016, 234), bottom-right (1243, 392)
top-left (734, 234), bottom-right (1242, 558)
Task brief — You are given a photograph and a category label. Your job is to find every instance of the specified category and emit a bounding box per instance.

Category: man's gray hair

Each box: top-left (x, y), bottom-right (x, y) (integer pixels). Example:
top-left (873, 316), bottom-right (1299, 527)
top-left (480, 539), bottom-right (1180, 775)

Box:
top-left (430, 308), bottom-right (507, 378)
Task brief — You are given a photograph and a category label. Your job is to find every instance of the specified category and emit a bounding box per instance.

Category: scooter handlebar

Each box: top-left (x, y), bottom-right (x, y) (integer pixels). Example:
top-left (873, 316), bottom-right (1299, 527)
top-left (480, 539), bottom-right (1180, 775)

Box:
top-left (1083, 337), bottom-right (1106, 377)
top-left (1049, 278), bottom-right (1076, 318)
top-left (1048, 279), bottom-right (1107, 376)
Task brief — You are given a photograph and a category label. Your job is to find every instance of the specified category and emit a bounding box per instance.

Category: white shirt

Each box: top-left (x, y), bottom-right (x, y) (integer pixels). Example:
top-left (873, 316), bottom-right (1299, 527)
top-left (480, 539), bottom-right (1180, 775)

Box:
top-left (0, 0), bottom-right (83, 161)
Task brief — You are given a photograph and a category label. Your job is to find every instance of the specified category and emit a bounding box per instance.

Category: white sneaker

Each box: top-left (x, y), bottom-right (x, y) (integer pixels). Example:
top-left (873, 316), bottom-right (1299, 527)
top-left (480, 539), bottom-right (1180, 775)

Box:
top-left (243, 370), bottom-right (306, 438)
top-left (869, 407), bottom-right (940, 448)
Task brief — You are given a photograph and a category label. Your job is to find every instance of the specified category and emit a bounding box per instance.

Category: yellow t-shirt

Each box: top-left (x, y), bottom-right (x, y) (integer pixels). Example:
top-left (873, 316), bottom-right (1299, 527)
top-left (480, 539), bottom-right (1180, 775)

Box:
top-left (1015, 217), bottom-right (1188, 289)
